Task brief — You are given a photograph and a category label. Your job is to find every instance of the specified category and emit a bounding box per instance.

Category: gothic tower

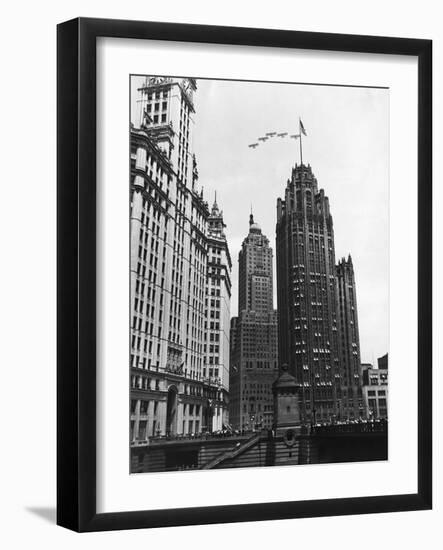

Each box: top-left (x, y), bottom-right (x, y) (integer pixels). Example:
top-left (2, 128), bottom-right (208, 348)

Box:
top-left (336, 255), bottom-right (364, 419)
top-left (276, 163), bottom-right (341, 424)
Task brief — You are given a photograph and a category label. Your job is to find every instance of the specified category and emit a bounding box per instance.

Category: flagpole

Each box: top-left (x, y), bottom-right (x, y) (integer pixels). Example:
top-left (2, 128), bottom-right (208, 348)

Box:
top-left (299, 129), bottom-right (303, 166)
top-left (298, 118), bottom-right (304, 166)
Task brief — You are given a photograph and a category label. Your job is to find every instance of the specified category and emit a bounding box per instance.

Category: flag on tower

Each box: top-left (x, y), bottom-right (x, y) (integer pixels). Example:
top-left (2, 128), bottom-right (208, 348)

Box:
top-left (299, 118), bottom-right (307, 136)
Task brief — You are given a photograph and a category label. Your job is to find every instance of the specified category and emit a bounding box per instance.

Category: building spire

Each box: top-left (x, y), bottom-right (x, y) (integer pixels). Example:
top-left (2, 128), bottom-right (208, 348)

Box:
top-left (249, 204), bottom-right (254, 226)
top-left (211, 190), bottom-right (221, 217)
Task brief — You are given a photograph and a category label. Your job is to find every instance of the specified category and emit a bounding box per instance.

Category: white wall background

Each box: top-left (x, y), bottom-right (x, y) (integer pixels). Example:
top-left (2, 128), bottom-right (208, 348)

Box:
top-left (0, 0), bottom-right (440, 547)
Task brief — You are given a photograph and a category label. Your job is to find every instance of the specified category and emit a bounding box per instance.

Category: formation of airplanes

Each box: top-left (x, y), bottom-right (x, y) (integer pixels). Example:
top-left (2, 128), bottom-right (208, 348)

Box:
top-left (248, 131), bottom-right (300, 149)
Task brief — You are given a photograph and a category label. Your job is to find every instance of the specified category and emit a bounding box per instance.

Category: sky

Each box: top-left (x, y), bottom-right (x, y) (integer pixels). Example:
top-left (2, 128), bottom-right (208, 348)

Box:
top-left (131, 76), bottom-right (389, 364)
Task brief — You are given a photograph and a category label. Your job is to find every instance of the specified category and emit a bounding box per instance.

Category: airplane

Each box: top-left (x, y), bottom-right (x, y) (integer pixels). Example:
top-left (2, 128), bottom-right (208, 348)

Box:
top-left (267, 132), bottom-right (277, 137)
top-left (248, 143), bottom-right (259, 149)
top-left (258, 136), bottom-right (268, 142)
top-left (277, 132), bottom-right (288, 137)
top-left (290, 134), bottom-right (300, 139)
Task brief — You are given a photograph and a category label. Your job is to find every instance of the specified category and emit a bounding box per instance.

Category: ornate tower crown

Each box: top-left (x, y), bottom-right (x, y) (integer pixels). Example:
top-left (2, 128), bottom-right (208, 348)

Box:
top-left (248, 212), bottom-right (262, 235)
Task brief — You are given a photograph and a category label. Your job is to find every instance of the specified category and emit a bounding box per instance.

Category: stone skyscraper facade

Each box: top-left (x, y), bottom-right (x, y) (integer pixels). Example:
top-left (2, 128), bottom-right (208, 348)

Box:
top-left (336, 255), bottom-right (364, 419)
top-left (229, 215), bottom-right (278, 430)
top-left (276, 163), bottom-right (363, 424)
top-left (130, 77), bottom-right (231, 443)
top-left (238, 214), bottom-right (274, 315)
top-left (204, 198), bottom-right (232, 430)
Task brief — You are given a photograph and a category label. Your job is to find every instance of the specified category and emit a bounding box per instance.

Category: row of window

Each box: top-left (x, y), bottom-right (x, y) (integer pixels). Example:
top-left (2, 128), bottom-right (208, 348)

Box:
top-left (146, 89), bottom-right (167, 101)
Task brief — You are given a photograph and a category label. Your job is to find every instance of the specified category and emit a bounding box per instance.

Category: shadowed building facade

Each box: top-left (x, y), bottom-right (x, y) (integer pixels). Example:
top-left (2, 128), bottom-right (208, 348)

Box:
top-left (336, 255), bottom-right (364, 419)
top-left (276, 163), bottom-right (363, 424)
top-left (229, 214), bottom-right (278, 430)
top-left (130, 76), bottom-right (231, 444)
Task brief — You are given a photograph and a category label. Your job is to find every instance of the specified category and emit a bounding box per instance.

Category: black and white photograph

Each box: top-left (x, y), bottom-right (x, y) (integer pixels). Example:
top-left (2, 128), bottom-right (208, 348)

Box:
top-left (0, 1), bottom-right (436, 543)
top-left (129, 75), bottom-right (389, 473)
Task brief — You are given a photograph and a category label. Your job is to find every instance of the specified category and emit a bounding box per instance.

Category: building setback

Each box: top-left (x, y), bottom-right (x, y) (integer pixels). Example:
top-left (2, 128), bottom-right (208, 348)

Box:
top-left (276, 163), bottom-right (364, 424)
top-left (130, 76), bottom-right (231, 443)
top-left (229, 214), bottom-right (278, 431)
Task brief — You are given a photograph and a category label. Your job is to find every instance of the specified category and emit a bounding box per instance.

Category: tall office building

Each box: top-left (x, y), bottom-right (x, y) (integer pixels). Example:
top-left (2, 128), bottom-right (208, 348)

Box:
top-left (336, 255), bottom-right (364, 419)
top-left (277, 163), bottom-right (351, 424)
top-left (238, 213), bottom-right (274, 315)
top-left (229, 214), bottom-right (278, 430)
top-left (129, 77), bottom-right (231, 442)
top-left (204, 197), bottom-right (232, 430)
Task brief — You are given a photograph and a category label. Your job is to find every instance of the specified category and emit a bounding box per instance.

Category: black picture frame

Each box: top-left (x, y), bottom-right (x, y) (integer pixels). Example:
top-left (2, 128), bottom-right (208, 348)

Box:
top-left (57, 17), bottom-right (432, 532)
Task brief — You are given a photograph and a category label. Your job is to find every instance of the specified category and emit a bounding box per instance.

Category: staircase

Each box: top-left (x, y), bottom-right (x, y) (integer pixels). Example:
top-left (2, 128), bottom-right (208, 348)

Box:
top-left (200, 432), bottom-right (262, 469)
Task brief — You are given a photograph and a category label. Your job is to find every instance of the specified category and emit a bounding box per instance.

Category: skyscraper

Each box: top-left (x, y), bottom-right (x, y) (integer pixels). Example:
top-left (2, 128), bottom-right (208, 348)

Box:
top-left (129, 76), bottom-right (231, 442)
top-left (336, 255), bottom-right (364, 419)
top-left (204, 197), bottom-right (232, 430)
top-left (229, 214), bottom-right (278, 430)
top-left (238, 213), bottom-right (274, 315)
top-left (276, 163), bottom-right (342, 424)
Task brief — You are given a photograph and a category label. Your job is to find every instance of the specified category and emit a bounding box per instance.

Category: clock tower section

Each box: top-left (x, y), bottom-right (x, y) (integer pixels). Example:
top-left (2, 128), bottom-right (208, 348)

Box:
top-left (135, 76), bottom-right (198, 191)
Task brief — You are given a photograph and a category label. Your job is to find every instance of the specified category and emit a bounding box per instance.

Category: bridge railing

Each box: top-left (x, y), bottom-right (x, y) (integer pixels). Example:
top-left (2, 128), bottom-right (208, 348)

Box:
top-left (149, 428), bottom-right (260, 444)
top-left (134, 421), bottom-right (387, 447)
top-left (310, 419), bottom-right (387, 436)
